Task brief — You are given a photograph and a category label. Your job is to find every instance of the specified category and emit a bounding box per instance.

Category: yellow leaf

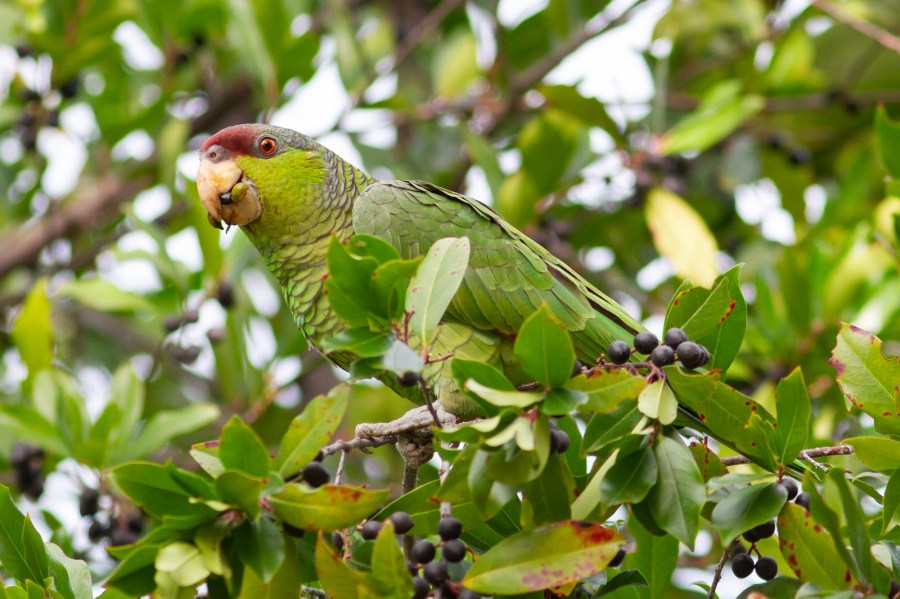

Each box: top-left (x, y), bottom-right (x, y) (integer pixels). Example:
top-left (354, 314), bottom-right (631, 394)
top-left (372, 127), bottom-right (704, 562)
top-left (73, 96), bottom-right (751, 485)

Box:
top-left (645, 188), bottom-right (719, 287)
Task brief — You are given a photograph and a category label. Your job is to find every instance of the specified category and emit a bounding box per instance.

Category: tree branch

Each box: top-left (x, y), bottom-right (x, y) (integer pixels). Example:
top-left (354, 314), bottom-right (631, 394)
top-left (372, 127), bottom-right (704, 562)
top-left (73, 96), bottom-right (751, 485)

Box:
top-left (720, 445), bottom-right (853, 466)
top-left (812, 0), bottom-right (900, 55)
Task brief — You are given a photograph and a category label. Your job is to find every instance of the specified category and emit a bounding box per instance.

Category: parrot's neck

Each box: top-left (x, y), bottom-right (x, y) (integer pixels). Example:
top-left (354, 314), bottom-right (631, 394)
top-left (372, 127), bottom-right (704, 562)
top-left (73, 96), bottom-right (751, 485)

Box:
top-left (242, 152), bottom-right (373, 347)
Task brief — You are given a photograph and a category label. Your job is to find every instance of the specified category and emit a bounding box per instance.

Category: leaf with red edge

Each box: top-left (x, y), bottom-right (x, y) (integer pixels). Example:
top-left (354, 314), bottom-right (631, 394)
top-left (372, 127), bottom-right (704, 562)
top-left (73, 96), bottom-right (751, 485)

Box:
top-left (830, 323), bottom-right (900, 435)
top-left (777, 503), bottom-right (852, 590)
top-left (462, 521), bottom-right (623, 594)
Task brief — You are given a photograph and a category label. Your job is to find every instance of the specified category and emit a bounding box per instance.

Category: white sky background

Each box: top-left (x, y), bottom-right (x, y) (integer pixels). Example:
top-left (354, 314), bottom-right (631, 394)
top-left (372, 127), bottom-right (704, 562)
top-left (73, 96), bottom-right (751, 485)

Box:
top-left (2, 0), bottom-right (818, 591)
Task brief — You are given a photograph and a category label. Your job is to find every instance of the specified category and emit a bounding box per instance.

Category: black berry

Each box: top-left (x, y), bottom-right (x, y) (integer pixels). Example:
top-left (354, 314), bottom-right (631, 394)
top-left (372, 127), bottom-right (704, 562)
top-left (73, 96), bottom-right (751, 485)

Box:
top-left (731, 553), bottom-right (755, 578)
top-left (217, 281), bottom-right (235, 307)
top-left (607, 340), bottom-right (631, 364)
top-left (127, 514), bottom-right (143, 534)
top-left (331, 531), bottom-right (344, 551)
top-left (389, 511), bottom-right (415, 535)
top-left (458, 589), bottom-right (481, 599)
top-left (361, 520), bottom-right (382, 541)
top-left (676, 341), bottom-right (704, 369)
top-left (727, 542), bottom-right (747, 559)
top-left (109, 526), bottom-right (139, 546)
top-left (663, 327), bottom-right (688, 349)
top-left (302, 462), bottom-right (330, 488)
top-left (164, 315), bottom-right (182, 331)
top-left (423, 560), bottom-right (448, 585)
top-left (608, 548), bottom-right (626, 568)
top-left (780, 478), bottom-right (799, 501)
top-left (398, 371), bottom-right (419, 387)
top-left (890, 579), bottom-right (900, 598)
top-left (795, 492), bottom-right (811, 509)
top-left (79, 488), bottom-right (100, 516)
top-left (698, 345), bottom-right (710, 365)
top-left (283, 523), bottom-right (305, 537)
top-left (59, 78), bottom-right (79, 99)
top-left (633, 332), bottom-right (659, 355)
top-left (406, 560), bottom-right (419, 575)
top-left (411, 540), bottom-right (436, 563)
top-left (751, 520), bottom-right (776, 540)
top-left (88, 520), bottom-right (109, 541)
top-left (412, 576), bottom-right (429, 599)
top-left (442, 538), bottom-right (466, 563)
top-left (15, 44), bottom-right (34, 58)
top-left (650, 345), bottom-right (675, 367)
top-left (438, 517), bottom-right (463, 541)
top-left (742, 528), bottom-right (761, 544)
top-left (549, 429), bottom-right (570, 454)
top-left (755, 556), bottom-right (778, 580)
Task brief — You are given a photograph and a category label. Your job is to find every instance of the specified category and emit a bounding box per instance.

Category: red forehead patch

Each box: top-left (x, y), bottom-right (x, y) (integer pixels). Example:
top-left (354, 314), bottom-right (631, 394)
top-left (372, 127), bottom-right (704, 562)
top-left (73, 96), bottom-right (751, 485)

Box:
top-left (200, 124), bottom-right (261, 156)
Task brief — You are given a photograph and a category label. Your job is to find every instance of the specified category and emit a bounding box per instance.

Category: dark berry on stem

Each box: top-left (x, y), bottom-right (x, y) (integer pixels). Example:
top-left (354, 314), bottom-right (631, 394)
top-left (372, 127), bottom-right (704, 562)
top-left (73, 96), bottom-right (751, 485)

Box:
top-left (607, 340), bottom-right (631, 364)
top-left (423, 561), bottom-right (448, 585)
top-left (88, 520), bottom-right (109, 541)
top-left (458, 589), bottom-right (481, 599)
top-left (742, 528), bottom-right (760, 544)
top-left (442, 538), bottom-right (466, 563)
top-left (438, 517), bottom-right (463, 541)
top-left (59, 78), bottom-right (79, 99)
top-left (650, 345), bottom-right (675, 367)
top-left (398, 371), bottom-right (419, 387)
top-left (675, 341), bottom-right (704, 369)
top-left (302, 462), bottom-right (330, 488)
top-left (755, 556), bottom-right (778, 580)
top-left (780, 478), bottom-right (799, 501)
top-left (361, 520), bottom-right (381, 541)
top-left (549, 429), bottom-right (570, 454)
top-left (406, 560), bottom-right (419, 575)
top-left (663, 327), bottom-right (688, 349)
top-left (127, 514), bottom-right (143, 534)
top-left (891, 579), bottom-right (900, 598)
top-left (751, 520), bottom-right (776, 540)
top-left (109, 526), bottom-right (138, 546)
top-left (731, 553), bottom-right (755, 578)
top-left (633, 332), bottom-right (659, 355)
top-left (389, 511), bottom-right (414, 535)
top-left (795, 492), bottom-right (811, 509)
top-left (412, 576), bottom-right (429, 599)
top-left (217, 281), bottom-right (235, 307)
top-left (608, 548), bottom-right (626, 568)
top-left (411, 540), bottom-right (436, 563)
top-left (15, 44), bottom-right (34, 58)
top-left (79, 488), bottom-right (100, 516)
top-left (331, 531), bottom-right (344, 551)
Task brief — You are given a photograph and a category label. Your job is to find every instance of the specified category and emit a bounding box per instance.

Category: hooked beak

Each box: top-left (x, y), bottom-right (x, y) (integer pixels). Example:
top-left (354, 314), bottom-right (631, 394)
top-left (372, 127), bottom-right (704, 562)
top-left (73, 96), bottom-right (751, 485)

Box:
top-left (197, 158), bottom-right (263, 229)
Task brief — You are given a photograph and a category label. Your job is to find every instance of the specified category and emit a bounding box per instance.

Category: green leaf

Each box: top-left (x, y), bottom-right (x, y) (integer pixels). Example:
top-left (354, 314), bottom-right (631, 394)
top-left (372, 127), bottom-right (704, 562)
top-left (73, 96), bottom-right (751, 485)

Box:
top-left (378, 339), bottom-right (424, 375)
top-left (218, 416), bottom-right (270, 478)
top-left (11, 278), bottom-right (52, 392)
top-left (464, 380), bottom-right (542, 408)
top-left (325, 236), bottom-right (381, 328)
top-left (0, 485), bottom-right (50, 585)
top-left (772, 368), bottom-right (810, 466)
top-left (688, 441), bottom-right (727, 482)
top-left (154, 542), bottom-right (209, 587)
top-left (637, 380), bottom-right (677, 425)
top-left (711, 483), bottom-right (787, 544)
top-left (463, 521), bottom-right (623, 594)
top-left (514, 305), bottom-right (575, 389)
top-left (108, 462), bottom-right (217, 523)
top-left (883, 469), bottom-right (900, 534)
top-left (314, 534), bottom-right (365, 599)
top-left (844, 436), bottom-right (900, 472)
top-left (646, 187), bottom-right (719, 288)
top-left (697, 265), bottom-right (746, 372)
top-left (57, 277), bottom-right (159, 314)
top-left (538, 84), bottom-right (623, 144)
top-left (628, 513), bottom-right (679, 599)
top-left (568, 371), bottom-right (646, 413)
top-left (664, 277), bottom-right (731, 342)
top-left (406, 237), bottom-right (470, 346)
top-left (876, 105), bottom-right (900, 179)
top-left (830, 323), bottom-right (900, 435)
top-left (777, 502), bottom-right (852, 590)
top-left (600, 445), bottom-right (658, 506)
top-left (270, 484), bottom-right (389, 531)
top-left (46, 543), bottom-right (92, 599)
top-left (595, 570), bottom-right (648, 597)
top-left (582, 402), bottom-right (644, 454)
top-left (109, 363), bottom-right (144, 446)
top-left (116, 403), bottom-right (219, 463)
top-left (234, 518), bottom-right (285, 584)
top-left (276, 385), bottom-right (348, 478)
top-left (522, 455), bottom-right (573, 525)
top-left (214, 471), bottom-right (264, 519)
top-left (647, 435), bottom-right (705, 548)
top-left (370, 521), bottom-right (414, 597)
top-left (433, 28), bottom-right (479, 97)
top-left (827, 468), bottom-right (888, 588)
top-left (660, 80), bottom-right (764, 155)
top-left (369, 258), bottom-right (421, 321)
top-left (320, 328), bottom-right (392, 358)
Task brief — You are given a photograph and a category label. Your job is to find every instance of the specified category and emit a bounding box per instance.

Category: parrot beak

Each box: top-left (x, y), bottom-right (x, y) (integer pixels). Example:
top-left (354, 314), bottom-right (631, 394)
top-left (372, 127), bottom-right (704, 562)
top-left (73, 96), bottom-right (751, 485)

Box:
top-left (197, 157), bottom-right (263, 229)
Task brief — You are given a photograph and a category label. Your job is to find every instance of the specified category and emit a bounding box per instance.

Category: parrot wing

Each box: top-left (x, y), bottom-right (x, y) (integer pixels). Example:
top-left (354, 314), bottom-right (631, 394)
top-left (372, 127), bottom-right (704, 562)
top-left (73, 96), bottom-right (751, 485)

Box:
top-left (352, 180), bottom-right (642, 362)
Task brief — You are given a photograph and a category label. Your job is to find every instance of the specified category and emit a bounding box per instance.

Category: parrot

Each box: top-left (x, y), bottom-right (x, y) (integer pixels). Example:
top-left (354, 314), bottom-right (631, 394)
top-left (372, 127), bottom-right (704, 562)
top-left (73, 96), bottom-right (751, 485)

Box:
top-left (196, 123), bottom-right (644, 417)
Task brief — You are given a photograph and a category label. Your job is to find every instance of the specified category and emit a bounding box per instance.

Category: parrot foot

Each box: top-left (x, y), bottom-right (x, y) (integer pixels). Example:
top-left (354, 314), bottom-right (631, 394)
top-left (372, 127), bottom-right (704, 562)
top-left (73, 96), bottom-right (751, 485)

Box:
top-left (354, 403), bottom-right (457, 440)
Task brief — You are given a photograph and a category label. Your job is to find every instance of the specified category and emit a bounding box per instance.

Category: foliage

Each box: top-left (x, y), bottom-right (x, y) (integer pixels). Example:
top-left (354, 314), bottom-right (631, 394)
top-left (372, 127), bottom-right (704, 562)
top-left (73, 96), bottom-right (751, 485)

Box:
top-left (1, 0), bottom-right (900, 598)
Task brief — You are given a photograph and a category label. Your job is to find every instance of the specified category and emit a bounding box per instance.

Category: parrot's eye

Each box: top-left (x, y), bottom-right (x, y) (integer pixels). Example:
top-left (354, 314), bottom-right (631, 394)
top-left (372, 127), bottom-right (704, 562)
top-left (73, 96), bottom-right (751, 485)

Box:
top-left (258, 137), bottom-right (277, 156)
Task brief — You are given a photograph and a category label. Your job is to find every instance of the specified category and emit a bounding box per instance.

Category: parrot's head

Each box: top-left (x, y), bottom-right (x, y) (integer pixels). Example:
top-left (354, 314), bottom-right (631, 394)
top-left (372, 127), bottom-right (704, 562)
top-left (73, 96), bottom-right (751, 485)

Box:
top-left (197, 124), bottom-right (326, 230)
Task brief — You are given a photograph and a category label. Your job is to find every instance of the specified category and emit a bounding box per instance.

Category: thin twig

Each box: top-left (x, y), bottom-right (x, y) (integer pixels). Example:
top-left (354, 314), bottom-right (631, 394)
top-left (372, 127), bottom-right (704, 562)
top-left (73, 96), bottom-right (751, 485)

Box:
top-left (333, 449), bottom-right (348, 485)
top-left (321, 435), bottom-right (399, 458)
top-left (720, 445), bottom-right (853, 466)
top-left (419, 376), bottom-right (444, 429)
top-left (812, 0), bottom-right (900, 55)
top-left (707, 543), bottom-right (733, 599)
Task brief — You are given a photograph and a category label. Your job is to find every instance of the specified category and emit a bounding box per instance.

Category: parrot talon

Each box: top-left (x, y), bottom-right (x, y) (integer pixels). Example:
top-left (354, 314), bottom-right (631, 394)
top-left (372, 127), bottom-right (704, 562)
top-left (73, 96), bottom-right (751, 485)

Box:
top-left (219, 191), bottom-right (233, 205)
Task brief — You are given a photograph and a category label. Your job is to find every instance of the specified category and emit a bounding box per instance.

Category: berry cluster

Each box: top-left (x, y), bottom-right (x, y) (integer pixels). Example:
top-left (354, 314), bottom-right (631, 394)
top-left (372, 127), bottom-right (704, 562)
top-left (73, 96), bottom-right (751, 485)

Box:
top-left (606, 328), bottom-right (710, 369)
top-left (11, 443), bottom-right (45, 499)
top-left (730, 478), bottom-right (801, 581)
top-left (11, 45), bottom-right (78, 151)
top-left (82, 487), bottom-right (144, 546)
top-left (407, 517), bottom-right (480, 599)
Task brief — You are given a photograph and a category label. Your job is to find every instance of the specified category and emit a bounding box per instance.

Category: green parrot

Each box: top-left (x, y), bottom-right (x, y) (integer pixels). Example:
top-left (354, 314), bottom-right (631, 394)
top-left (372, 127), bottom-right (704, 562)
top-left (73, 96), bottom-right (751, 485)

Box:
top-left (197, 124), bottom-right (643, 416)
